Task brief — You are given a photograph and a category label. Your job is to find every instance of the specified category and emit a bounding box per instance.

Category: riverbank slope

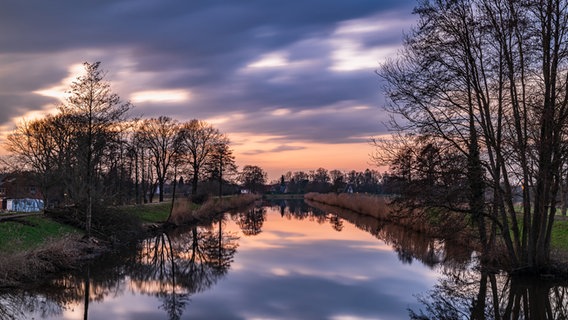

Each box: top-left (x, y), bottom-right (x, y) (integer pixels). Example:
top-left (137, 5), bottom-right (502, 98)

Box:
top-left (0, 194), bottom-right (260, 288)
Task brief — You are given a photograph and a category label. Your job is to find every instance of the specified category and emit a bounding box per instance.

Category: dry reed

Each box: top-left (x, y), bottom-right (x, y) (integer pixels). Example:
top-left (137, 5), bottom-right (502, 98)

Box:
top-left (305, 192), bottom-right (475, 246)
top-left (169, 194), bottom-right (261, 225)
top-left (304, 192), bottom-right (390, 220)
top-left (0, 234), bottom-right (103, 288)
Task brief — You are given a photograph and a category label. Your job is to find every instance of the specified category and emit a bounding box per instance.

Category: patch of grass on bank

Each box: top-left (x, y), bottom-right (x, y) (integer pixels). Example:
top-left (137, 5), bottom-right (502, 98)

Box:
top-left (0, 216), bottom-right (82, 253)
top-left (118, 201), bottom-right (172, 223)
top-left (510, 216), bottom-right (568, 252)
top-left (116, 202), bottom-right (173, 223)
top-left (551, 220), bottom-right (568, 251)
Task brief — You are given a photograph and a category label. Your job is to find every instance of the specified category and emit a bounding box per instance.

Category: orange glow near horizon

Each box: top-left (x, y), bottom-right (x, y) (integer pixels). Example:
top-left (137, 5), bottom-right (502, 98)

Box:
top-left (227, 206), bottom-right (395, 278)
top-left (0, 120), bottom-right (380, 179)
top-left (232, 134), bottom-right (380, 181)
top-left (1, 109), bottom-right (383, 179)
top-left (232, 211), bottom-right (392, 249)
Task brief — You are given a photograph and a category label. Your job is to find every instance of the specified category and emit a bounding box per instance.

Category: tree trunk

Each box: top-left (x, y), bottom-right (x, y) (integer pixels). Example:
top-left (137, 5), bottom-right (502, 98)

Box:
top-left (159, 178), bottom-right (164, 202)
top-left (192, 166), bottom-right (199, 196)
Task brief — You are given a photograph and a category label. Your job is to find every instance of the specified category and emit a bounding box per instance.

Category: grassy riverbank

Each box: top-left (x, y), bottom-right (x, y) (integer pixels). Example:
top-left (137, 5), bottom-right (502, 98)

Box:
top-left (0, 194), bottom-right (259, 254)
top-left (0, 215), bottom-right (83, 253)
top-left (304, 192), bottom-right (478, 251)
top-left (169, 194), bottom-right (261, 225)
top-left (0, 194), bottom-right (260, 288)
top-left (0, 202), bottom-right (170, 255)
top-left (116, 201), bottom-right (173, 223)
top-left (304, 192), bottom-right (470, 237)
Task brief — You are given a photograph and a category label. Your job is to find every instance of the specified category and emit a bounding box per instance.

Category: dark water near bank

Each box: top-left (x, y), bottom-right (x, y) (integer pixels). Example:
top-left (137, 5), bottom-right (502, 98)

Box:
top-left (6, 200), bottom-right (568, 319)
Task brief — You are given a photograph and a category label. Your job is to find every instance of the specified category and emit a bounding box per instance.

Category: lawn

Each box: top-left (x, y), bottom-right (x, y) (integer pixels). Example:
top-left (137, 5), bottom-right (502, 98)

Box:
top-left (0, 201), bottom-right (174, 254)
top-left (116, 202), bottom-right (174, 223)
top-left (551, 219), bottom-right (568, 251)
top-left (0, 215), bottom-right (82, 253)
top-left (511, 210), bottom-right (568, 252)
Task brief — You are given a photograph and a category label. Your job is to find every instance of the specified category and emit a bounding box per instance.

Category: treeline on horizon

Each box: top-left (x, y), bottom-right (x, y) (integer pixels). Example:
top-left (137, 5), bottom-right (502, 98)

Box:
top-left (271, 168), bottom-right (383, 194)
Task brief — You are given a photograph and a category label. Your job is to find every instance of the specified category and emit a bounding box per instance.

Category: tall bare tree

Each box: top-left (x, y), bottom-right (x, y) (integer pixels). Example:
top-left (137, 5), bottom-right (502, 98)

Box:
top-left (379, 0), bottom-right (568, 271)
top-left (178, 119), bottom-right (223, 196)
top-left (137, 116), bottom-right (182, 202)
top-left (206, 135), bottom-right (237, 198)
top-left (58, 61), bottom-right (131, 236)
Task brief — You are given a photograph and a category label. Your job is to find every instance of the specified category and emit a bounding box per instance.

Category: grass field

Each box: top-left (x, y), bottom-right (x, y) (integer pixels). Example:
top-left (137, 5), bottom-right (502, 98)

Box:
top-left (0, 202), bottom-right (173, 253)
top-left (117, 202), bottom-right (173, 223)
top-left (551, 220), bottom-right (568, 251)
top-left (0, 215), bottom-right (82, 253)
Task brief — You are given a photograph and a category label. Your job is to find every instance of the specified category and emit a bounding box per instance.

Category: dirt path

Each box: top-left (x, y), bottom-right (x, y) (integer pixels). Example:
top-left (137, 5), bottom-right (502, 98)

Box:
top-left (0, 212), bottom-right (42, 222)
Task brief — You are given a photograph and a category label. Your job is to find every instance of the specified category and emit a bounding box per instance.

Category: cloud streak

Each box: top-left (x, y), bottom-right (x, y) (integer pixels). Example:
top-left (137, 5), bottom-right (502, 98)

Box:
top-left (242, 145), bottom-right (307, 156)
top-left (0, 0), bottom-right (417, 173)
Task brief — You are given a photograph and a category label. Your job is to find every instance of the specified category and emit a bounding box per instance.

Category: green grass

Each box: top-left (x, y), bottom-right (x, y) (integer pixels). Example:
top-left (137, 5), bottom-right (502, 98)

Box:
top-left (507, 215), bottom-right (568, 252)
top-left (116, 202), bottom-right (173, 223)
top-left (551, 220), bottom-right (568, 251)
top-left (0, 215), bottom-right (82, 253)
top-left (514, 204), bottom-right (568, 216)
top-left (0, 201), bottom-right (176, 254)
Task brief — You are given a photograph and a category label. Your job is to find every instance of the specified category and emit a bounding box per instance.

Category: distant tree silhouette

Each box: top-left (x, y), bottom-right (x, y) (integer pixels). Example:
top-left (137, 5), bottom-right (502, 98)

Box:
top-left (238, 165), bottom-right (267, 193)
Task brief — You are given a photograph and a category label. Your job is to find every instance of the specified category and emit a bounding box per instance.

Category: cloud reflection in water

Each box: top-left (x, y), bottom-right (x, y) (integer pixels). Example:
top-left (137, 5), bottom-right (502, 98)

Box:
top-left (19, 204), bottom-right (441, 320)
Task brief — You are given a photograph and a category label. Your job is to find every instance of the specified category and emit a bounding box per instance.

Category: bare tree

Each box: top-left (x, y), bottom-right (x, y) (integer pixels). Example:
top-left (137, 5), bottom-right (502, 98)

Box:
top-left (238, 165), bottom-right (267, 193)
top-left (6, 115), bottom-right (61, 208)
top-left (137, 116), bottom-right (182, 202)
top-left (178, 119), bottom-right (223, 197)
top-left (206, 135), bottom-right (237, 198)
top-left (379, 0), bottom-right (568, 271)
top-left (58, 61), bottom-right (131, 236)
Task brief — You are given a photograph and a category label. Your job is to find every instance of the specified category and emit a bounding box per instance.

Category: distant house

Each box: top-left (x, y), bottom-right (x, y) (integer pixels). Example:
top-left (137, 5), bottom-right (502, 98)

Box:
top-left (6, 198), bottom-right (44, 212)
top-left (0, 172), bottom-right (44, 212)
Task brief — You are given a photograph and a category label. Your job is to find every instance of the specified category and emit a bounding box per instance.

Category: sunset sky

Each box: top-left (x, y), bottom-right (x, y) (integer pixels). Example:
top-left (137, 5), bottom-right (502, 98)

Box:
top-left (0, 0), bottom-right (417, 180)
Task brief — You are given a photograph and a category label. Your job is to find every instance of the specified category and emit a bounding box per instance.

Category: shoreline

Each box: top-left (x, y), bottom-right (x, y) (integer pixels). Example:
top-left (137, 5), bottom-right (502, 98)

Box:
top-left (304, 192), bottom-right (568, 278)
top-left (0, 194), bottom-right (261, 290)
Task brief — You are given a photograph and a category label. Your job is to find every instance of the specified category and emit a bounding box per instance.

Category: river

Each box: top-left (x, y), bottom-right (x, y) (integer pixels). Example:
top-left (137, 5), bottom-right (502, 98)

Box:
top-left (6, 200), bottom-right (568, 319)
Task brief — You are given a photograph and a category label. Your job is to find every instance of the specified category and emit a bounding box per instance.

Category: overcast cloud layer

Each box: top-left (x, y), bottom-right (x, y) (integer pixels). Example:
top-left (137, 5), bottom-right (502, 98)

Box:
top-left (0, 0), bottom-right (417, 167)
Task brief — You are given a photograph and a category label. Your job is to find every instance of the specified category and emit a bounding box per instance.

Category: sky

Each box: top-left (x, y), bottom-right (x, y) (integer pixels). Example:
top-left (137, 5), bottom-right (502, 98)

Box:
top-left (0, 0), bottom-right (418, 181)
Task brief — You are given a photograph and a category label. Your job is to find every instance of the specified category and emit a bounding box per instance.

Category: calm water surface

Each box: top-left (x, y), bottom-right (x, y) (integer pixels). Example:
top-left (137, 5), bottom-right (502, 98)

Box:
top-left (8, 200), bottom-right (565, 319)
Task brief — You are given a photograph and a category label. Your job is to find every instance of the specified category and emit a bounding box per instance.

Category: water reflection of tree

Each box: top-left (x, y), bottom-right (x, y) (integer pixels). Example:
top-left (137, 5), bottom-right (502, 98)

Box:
top-left (0, 291), bottom-right (62, 319)
top-left (306, 199), bottom-right (472, 268)
top-left (264, 200), bottom-right (345, 232)
top-left (234, 207), bottom-right (266, 236)
top-left (0, 217), bottom-right (238, 320)
top-left (329, 214), bottom-right (344, 232)
top-left (0, 261), bottom-right (128, 320)
top-left (410, 265), bottom-right (568, 319)
top-left (131, 218), bottom-right (238, 320)
top-left (304, 200), bottom-right (568, 319)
